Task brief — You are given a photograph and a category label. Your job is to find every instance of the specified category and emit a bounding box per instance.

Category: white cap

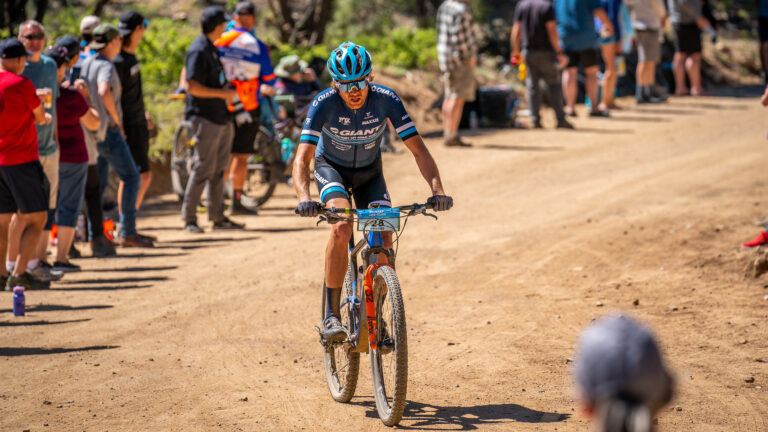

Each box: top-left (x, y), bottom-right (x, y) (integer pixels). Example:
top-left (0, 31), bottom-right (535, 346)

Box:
top-left (80, 15), bottom-right (101, 35)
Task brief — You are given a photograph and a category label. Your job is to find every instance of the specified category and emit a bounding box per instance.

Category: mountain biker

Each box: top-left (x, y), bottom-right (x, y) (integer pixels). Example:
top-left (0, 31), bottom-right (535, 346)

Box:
top-left (293, 41), bottom-right (453, 342)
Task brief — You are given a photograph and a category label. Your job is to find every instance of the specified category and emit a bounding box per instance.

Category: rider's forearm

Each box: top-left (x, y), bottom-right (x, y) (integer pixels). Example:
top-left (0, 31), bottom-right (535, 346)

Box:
top-left (292, 160), bottom-right (313, 201)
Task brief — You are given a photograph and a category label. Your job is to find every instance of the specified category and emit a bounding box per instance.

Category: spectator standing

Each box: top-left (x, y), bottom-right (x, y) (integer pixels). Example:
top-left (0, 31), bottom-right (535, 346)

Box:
top-left (47, 44), bottom-right (99, 272)
top-left (114, 11), bottom-right (154, 210)
top-left (181, 6), bottom-right (241, 232)
top-left (215, 1), bottom-right (277, 216)
top-left (81, 24), bottom-right (152, 248)
top-left (554, 0), bottom-right (614, 117)
top-left (625, 0), bottom-right (668, 103)
top-left (9, 20), bottom-right (62, 282)
top-left (71, 15), bottom-right (100, 83)
top-left (595, 0), bottom-right (623, 110)
top-left (274, 54), bottom-right (322, 102)
top-left (759, 0), bottom-right (768, 85)
top-left (511, 0), bottom-right (573, 129)
top-left (667, 0), bottom-right (717, 96)
top-left (436, 0), bottom-right (477, 147)
top-left (574, 315), bottom-right (674, 431)
top-left (0, 38), bottom-right (52, 291)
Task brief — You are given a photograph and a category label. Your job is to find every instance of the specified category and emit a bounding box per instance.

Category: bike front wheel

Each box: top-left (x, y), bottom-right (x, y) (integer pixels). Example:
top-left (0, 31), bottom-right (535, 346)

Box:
top-left (322, 263), bottom-right (360, 402)
top-left (370, 265), bottom-right (408, 426)
top-left (170, 121), bottom-right (195, 201)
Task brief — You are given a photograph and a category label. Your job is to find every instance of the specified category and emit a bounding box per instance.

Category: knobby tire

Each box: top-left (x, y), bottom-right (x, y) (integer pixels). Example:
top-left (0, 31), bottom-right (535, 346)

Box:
top-left (322, 262), bottom-right (360, 402)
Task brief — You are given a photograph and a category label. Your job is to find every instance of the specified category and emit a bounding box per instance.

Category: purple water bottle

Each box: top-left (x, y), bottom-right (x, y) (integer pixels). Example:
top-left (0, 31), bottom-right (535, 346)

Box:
top-left (13, 286), bottom-right (25, 316)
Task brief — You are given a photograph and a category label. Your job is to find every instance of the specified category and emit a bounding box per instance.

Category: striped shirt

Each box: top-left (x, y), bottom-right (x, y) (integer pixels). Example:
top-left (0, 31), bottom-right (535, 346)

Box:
top-left (436, 0), bottom-right (478, 72)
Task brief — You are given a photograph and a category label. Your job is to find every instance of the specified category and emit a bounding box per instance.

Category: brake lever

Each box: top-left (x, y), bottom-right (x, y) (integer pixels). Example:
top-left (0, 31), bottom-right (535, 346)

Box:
top-left (421, 209), bottom-right (438, 220)
top-left (316, 216), bottom-right (327, 226)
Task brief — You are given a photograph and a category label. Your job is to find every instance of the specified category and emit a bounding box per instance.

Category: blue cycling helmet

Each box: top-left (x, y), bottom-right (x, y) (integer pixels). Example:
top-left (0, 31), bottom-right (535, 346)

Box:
top-left (326, 41), bottom-right (372, 81)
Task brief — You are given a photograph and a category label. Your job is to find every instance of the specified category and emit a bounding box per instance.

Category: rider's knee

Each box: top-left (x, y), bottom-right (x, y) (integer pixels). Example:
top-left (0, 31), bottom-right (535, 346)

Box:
top-left (330, 222), bottom-right (352, 243)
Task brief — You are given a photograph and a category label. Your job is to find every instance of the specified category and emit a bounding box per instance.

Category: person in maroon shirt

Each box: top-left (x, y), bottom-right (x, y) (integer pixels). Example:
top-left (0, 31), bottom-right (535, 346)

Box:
top-left (43, 45), bottom-right (100, 273)
top-left (0, 38), bottom-right (53, 291)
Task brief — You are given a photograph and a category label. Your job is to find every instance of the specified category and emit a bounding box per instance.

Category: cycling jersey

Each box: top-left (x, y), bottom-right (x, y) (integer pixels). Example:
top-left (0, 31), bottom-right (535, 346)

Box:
top-left (215, 28), bottom-right (276, 111)
top-left (300, 84), bottom-right (419, 169)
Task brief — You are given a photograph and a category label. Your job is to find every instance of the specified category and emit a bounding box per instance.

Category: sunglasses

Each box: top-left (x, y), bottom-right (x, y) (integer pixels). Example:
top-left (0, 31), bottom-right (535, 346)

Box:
top-left (335, 78), bottom-right (369, 92)
top-left (22, 33), bottom-right (45, 40)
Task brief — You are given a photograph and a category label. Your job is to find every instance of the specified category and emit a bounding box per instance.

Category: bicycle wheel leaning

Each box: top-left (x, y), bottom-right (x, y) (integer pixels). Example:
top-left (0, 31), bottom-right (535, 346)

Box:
top-left (170, 121), bottom-right (195, 201)
top-left (244, 128), bottom-right (281, 207)
top-left (322, 262), bottom-right (360, 402)
top-left (370, 265), bottom-right (408, 426)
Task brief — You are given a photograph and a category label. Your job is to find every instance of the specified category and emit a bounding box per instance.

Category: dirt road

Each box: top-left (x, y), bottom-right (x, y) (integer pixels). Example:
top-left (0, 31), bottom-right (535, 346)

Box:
top-left (2, 94), bottom-right (767, 431)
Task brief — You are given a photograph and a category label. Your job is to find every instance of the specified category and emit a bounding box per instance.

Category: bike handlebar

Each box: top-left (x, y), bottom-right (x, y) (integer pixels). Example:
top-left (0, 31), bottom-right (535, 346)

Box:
top-left (294, 200), bottom-right (435, 216)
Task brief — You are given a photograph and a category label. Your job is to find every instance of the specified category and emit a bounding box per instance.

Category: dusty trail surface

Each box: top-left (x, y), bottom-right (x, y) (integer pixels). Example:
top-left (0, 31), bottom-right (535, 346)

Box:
top-left (2, 95), bottom-right (767, 431)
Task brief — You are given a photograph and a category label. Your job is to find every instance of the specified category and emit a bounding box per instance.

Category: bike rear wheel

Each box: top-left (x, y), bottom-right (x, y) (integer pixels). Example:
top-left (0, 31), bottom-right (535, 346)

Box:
top-left (370, 265), bottom-right (408, 426)
top-left (170, 121), bottom-right (195, 201)
top-left (322, 263), bottom-right (360, 402)
top-left (245, 129), bottom-right (281, 207)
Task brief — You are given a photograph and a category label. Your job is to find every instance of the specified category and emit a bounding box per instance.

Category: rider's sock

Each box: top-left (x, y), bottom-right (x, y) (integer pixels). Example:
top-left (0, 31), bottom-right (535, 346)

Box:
top-left (325, 285), bottom-right (342, 320)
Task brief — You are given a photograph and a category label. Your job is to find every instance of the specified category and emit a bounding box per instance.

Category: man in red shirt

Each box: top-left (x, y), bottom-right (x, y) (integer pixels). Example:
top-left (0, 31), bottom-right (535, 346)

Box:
top-left (0, 38), bottom-right (53, 291)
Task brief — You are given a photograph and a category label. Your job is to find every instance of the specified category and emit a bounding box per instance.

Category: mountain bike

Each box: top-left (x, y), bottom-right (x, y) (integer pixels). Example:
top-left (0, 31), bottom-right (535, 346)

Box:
top-left (170, 94), bottom-right (307, 206)
top-left (306, 200), bottom-right (440, 426)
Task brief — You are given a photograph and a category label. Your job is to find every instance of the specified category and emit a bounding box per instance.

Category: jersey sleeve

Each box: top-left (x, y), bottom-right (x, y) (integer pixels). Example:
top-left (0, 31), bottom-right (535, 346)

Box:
top-left (299, 91), bottom-right (331, 146)
top-left (258, 41), bottom-right (277, 85)
top-left (384, 90), bottom-right (419, 141)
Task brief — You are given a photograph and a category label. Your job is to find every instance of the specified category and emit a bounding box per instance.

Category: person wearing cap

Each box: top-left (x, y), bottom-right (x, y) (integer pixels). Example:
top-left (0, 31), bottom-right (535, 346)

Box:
top-left (274, 54), bottom-right (321, 103)
top-left (11, 20), bottom-right (63, 283)
top-left (574, 314), bottom-right (675, 431)
top-left (55, 35), bottom-right (116, 258)
top-left (81, 24), bottom-right (152, 248)
top-left (215, 1), bottom-right (277, 216)
top-left (0, 38), bottom-right (54, 291)
top-left (43, 45), bottom-right (100, 272)
top-left (72, 15), bottom-right (101, 83)
top-left (181, 5), bottom-right (242, 232)
top-left (114, 11), bottom-right (154, 212)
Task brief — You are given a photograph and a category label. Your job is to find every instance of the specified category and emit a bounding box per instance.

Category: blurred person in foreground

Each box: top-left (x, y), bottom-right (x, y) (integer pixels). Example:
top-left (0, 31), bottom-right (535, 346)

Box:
top-left (0, 38), bottom-right (52, 291)
top-left (181, 6), bottom-right (241, 232)
top-left (624, 0), bottom-right (668, 103)
top-left (574, 314), bottom-right (674, 432)
top-left (46, 44), bottom-right (100, 272)
top-left (595, 0), bottom-right (623, 110)
top-left (436, 0), bottom-right (477, 147)
top-left (554, 0), bottom-right (614, 117)
top-left (511, 0), bottom-right (573, 129)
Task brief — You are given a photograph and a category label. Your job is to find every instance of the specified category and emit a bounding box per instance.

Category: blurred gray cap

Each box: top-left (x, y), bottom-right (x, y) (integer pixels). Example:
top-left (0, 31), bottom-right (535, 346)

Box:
top-left (574, 315), bottom-right (674, 410)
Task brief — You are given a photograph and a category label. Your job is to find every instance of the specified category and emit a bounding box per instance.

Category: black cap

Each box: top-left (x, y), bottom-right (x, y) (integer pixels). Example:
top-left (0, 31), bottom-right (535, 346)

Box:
top-left (55, 35), bottom-right (81, 61)
top-left (200, 6), bottom-right (231, 34)
top-left (43, 45), bottom-right (69, 67)
top-left (0, 38), bottom-right (29, 59)
top-left (118, 11), bottom-right (146, 37)
top-left (89, 24), bottom-right (120, 50)
top-left (234, 1), bottom-right (256, 15)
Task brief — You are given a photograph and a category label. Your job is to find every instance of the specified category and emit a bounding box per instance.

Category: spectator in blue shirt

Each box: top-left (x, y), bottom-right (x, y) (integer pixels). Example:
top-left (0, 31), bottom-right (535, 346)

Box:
top-left (555, 0), bottom-right (614, 117)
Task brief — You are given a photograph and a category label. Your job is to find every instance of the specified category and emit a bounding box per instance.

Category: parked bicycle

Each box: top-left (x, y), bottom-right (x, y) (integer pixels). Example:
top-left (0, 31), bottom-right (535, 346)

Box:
top-left (301, 199), bottom-right (441, 426)
top-left (170, 94), bottom-right (308, 207)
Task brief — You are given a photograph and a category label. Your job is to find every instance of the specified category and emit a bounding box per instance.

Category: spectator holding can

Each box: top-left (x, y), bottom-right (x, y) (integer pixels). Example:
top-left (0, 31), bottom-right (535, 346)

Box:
top-left (0, 38), bottom-right (53, 291)
top-left (574, 314), bottom-right (675, 432)
top-left (46, 43), bottom-right (100, 272)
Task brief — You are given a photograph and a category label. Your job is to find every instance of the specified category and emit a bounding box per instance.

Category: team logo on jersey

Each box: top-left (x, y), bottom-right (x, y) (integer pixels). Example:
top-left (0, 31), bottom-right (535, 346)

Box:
top-left (338, 116), bottom-right (351, 125)
top-left (365, 112), bottom-right (373, 119)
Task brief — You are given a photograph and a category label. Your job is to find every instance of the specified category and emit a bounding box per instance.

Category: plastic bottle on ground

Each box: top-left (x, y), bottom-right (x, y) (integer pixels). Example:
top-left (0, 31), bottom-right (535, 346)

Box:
top-left (13, 286), bottom-right (25, 316)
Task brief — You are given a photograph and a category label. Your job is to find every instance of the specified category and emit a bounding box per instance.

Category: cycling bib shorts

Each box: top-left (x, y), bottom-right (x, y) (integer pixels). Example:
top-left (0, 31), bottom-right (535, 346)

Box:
top-left (314, 154), bottom-right (390, 209)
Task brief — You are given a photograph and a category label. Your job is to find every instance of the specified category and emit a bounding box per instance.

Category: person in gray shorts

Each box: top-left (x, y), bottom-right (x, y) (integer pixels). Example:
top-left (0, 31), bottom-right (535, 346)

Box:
top-left (625, 0), bottom-right (667, 103)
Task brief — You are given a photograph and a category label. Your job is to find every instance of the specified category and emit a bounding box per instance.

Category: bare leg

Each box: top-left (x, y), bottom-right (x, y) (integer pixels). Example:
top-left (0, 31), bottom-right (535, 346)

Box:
top-left (686, 53), bottom-right (703, 95)
top-left (324, 197), bottom-right (353, 288)
top-left (0, 213), bottom-right (11, 277)
top-left (562, 67), bottom-right (578, 113)
top-left (14, 211), bottom-right (46, 277)
top-left (117, 180), bottom-right (124, 214)
top-left (35, 229), bottom-right (50, 262)
top-left (229, 154), bottom-right (249, 193)
top-left (585, 65), bottom-right (600, 113)
top-left (136, 171), bottom-right (152, 209)
top-left (673, 52), bottom-right (688, 95)
top-left (56, 226), bottom-right (75, 263)
top-left (599, 42), bottom-right (618, 110)
top-left (6, 213), bottom-right (21, 266)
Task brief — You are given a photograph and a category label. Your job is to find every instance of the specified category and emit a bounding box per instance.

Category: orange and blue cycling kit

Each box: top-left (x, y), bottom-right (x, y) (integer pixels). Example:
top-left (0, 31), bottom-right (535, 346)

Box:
top-left (214, 28), bottom-right (276, 111)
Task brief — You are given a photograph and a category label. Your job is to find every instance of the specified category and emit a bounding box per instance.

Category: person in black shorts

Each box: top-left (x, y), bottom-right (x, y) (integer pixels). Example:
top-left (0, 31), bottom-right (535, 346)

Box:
top-left (0, 38), bottom-right (53, 290)
top-left (114, 11), bottom-right (154, 210)
top-left (667, 0), bottom-right (717, 95)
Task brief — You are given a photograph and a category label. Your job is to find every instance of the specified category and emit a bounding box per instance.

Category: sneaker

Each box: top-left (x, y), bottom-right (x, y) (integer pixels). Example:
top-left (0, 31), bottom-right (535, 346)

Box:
top-left (29, 262), bottom-right (64, 282)
top-left (184, 222), bottom-right (205, 233)
top-left (556, 120), bottom-right (575, 129)
top-left (565, 109), bottom-right (577, 118)
top-left (589, 109), bottom-right (610, 118)
top-left (69, 243), bottom-right (82, 259)
top-left (6, 272), bottom-right (50, 291)
top-left (0, 274), bottom-right (7, 291)
top-left (137, 232), bottom-right (158, 242)
top-left (321, 316), bottom-right (346, 343)
top-left (229, 199), bottom-right (258, 216)
top-left (742, 231), bottom-right (768, 248)
top-left (212, 217), bottom-right (245, 230)
top-left (91, 235), bottom-right (117, 257)
top-left (444, 136), bottom-right (472, 147)
top-left (53, 261), bottom-right (81, 273)
top-left (118, 234), bottom-right (154, 248)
